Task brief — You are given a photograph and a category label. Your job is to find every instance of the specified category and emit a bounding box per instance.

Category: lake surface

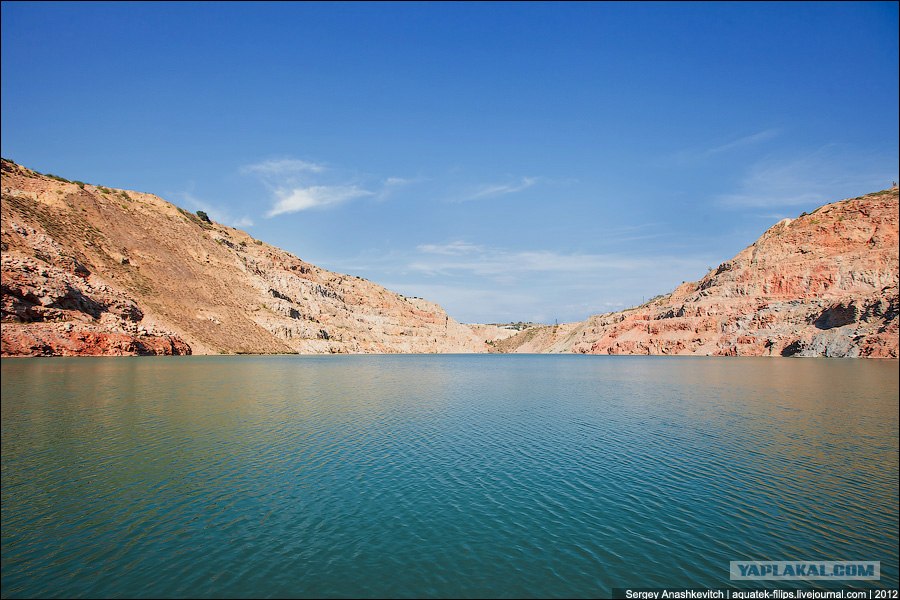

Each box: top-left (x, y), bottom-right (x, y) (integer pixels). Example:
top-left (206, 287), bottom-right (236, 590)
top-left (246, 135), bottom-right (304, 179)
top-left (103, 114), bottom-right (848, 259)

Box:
top-left (1, 355), bottom-right (897, 598)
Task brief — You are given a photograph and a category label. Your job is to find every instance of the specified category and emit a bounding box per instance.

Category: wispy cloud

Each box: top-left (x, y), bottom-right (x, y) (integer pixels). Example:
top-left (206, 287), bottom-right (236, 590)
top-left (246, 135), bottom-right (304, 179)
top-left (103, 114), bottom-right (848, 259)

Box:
top-left (320, 239), bottom-right (716, 323)
top-left (242, 156), bottom-right (415, 215)
top-left (464, 176), bottom-right (537, 201)
top-left (243, 156), bottom-right (366, 216)
top-left (407, 246), bottom-right (707, 279)
top-left (375, 175), bottom-right (425, 200)
top-left (241, 158), bottom-right (326, 176)
top-left (230, 216), bottom-right (255, 228)
top-left (365, 243), bottom-right (713, 323)
top-left (417, 241), bottom-right (484, 255)
top-left (175, 191), bottom-right (254, 229)
top-left (671, 128), bottom-right (780, 165)
top-left (715, 146), bottom-right (891, 209)
top-left (379, 282), bottom-right (546, 323)
top-left (267, 185), bottom-right (373, 216)
top-left (706, 129), bottom-right (780, 155)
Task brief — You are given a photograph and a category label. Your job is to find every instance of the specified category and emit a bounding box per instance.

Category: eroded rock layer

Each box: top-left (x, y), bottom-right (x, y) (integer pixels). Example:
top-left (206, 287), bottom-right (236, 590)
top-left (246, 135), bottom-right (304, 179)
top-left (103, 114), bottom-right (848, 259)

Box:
top-left (495, 189), bottom-right (899, 358)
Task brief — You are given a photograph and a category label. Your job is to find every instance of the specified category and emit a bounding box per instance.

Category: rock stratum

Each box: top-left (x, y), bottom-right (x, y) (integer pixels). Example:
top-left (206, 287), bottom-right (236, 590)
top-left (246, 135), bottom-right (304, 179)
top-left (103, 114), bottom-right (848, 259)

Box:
top-left (2, 158), bottom-right (897, 358)
top-left (1, 159), bottom-right (486, 356)
top-left (495, 188), bottom-right (898, 358)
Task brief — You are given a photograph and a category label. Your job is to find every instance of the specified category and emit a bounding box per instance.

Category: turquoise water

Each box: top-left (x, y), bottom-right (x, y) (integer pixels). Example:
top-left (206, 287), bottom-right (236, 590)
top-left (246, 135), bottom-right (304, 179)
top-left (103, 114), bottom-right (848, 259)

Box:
top-left (1, 355), bottom-right (898, 598)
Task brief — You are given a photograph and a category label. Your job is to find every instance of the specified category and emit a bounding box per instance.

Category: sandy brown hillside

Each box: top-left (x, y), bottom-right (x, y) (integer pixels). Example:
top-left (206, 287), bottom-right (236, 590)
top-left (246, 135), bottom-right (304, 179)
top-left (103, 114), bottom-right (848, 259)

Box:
top-left (495, 189), bottom-right (899, 358)
top-left (1, 159), bottom-right (486, 356)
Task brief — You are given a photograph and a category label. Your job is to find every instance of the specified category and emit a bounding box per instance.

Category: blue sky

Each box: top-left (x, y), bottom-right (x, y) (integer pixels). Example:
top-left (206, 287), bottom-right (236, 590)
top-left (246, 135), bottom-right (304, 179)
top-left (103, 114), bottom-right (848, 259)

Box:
top-left (2, 2), bottom-right (898, 323)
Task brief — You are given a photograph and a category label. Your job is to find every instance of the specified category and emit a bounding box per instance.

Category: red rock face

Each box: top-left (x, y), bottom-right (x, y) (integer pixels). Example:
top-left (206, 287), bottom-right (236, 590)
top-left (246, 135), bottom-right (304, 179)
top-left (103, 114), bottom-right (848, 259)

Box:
top-left (498, 189), bottom-right (899, 358)
top-left (1, 252), bottom-right (192, 356)
top-left (1, 323), bottom-right (191, 357)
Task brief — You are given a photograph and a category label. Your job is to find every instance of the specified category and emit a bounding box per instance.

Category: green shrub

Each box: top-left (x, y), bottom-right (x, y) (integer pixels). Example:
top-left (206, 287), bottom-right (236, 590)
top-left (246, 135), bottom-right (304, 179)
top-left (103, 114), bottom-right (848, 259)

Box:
top-left (196, 210), bottom-right (212, 223)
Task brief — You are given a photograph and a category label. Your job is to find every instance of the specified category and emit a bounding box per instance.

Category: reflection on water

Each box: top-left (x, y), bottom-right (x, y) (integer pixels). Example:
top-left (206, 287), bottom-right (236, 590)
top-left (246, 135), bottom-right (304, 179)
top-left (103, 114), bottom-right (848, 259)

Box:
top-left (2, 356), bottom-right (898, 598)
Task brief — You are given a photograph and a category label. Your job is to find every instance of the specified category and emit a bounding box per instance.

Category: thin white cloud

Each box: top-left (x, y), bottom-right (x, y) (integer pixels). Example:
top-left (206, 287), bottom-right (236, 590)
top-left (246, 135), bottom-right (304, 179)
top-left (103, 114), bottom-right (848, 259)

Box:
top-left (322, 241), bottom-right (715, 323)
top-left (230, 216), bottom-right (255, 228)
top-left (266, 185), bottom-right (372, 216)
top-left (176, 191), bottom-right (254, 229)
top-left (380, 282), bottom-right (546, 323)
top-left (717, 158), bottom-right (820, 207)
top-left (243, 156), bottom-right (406, 215)
top-left (375, 175), bottom-right (426, 200)
top-left (417, 241), bottom-right (484, 255)
top-left (715, 146), bottom-right (890, 209)
top-left (464, 176), bottom-right (537, 201)
top-left (670, 128), bottom-right (780, 165)
top-left (707, 129), bottom-right (780, 155)
top-left (408, 247), bottom-right (707, 278)
top-left (374, 244), bottom-right (712, 323)
top-left (241, 158), bottom-right (326, 175)
top-left (755, 213), bottom-right (793, 221)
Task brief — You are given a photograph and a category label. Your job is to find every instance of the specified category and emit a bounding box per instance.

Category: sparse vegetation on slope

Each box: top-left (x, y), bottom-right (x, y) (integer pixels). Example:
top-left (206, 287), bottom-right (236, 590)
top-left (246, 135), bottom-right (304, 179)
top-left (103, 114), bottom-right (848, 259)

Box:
top-left (1, 159), bottom-right (487, 356)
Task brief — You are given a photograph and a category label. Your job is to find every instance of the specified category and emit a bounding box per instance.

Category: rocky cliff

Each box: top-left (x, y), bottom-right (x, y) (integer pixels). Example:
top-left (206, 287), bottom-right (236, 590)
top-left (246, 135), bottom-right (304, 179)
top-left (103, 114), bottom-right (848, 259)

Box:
top-left (1, 159), bottom-right (486, 356)
top-left (3, 159), bottom-right (896, 358)
top-left (495, 189), bottom-right (899, 358)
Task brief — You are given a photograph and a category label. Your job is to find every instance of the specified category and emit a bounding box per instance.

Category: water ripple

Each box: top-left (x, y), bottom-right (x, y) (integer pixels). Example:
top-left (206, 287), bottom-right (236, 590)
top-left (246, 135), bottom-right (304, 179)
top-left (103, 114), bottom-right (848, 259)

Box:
top-left (2, 355), bottom-right (898, 598)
